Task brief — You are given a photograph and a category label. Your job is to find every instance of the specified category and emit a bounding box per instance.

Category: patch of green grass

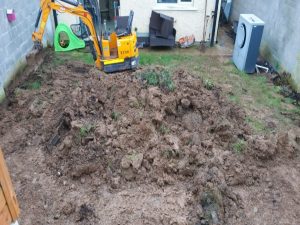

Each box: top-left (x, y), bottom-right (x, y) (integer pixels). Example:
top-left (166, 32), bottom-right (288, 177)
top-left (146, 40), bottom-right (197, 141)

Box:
top-left (68, 51), bottom-right (94, 65)
top-left (25, 81), bottom-right (41, 90)
top-left (159, 124), bottom-right (170, 135)
top-left (139, 50), bottom-right (205, 68)
top-left (52, 54), bottom-right (65, 66)
top-left (79, 124), bottom-right (94, 137)
top-left (53, 50), bottom-right (94, 66)
top-left (141, 70), bottom-right (159, 85)
top-left (232, 139), bottom-right (247, 153)
top-left (203, 79), bottom-right (215, 90)
top-left (283, 97), bottom-right (296, 105)
top-left (245, 116), bottom-right (269, 133)
top-left (140, 52), bottom-right (187, 66)
top-left (228, 93), bottom-right (240, 103)
top-left (139, 68), bottom-right (175, 91)
top-left (111, 111), bottom-right (121, 121)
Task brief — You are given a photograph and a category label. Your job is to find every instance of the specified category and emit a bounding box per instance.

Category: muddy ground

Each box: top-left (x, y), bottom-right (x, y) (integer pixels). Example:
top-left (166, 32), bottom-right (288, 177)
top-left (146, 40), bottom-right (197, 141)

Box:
top-left (1, 52), bottom-right (300, 225)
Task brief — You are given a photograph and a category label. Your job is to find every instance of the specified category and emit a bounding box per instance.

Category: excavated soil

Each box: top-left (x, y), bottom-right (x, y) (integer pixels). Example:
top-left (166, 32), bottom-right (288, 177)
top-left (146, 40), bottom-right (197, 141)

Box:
top-left (1, 52), bottom-right (300, 225)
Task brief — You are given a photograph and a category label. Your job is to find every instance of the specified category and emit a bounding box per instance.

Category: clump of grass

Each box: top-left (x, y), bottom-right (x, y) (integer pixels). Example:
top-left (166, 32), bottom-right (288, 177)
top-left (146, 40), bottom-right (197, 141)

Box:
top-left (139, 68), bottom-right (175, 92)
top-left (79, 124), bottom-right (94, 137)
top-left (25, 81), bottom-right (41, 90)
top-left (204, 79), bottom-right (214, 90)
top-left (232, 139), bottom-right (247, 153)
top-left (245, 116), bottom-right (269, 133)
top-left (159, 124), bottom-right (170, 135)
top-left (111, 111), bottom-right (121, 121)
top-left (161, 148), bottom-right (180, 159)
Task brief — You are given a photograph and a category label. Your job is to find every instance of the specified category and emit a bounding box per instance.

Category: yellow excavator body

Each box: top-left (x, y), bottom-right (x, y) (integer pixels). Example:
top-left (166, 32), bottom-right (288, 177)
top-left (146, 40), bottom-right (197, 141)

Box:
top-left (31, 0), bottom-right (139, 73)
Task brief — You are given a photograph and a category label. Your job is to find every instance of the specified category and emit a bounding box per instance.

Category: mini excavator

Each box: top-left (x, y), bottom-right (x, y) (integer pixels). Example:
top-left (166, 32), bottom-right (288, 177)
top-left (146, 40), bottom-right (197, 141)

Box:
top-left (32, 0), bottom-right (139, 72)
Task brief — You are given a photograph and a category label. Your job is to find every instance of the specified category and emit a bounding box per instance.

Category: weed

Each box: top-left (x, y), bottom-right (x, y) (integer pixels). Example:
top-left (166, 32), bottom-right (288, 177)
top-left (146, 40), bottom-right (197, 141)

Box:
top-left (111, 111), bottom-right (121, 121)
top-left (161, 148), bottom-right (180, 159)
top-left (204, 79), bottom-right (215, 90)
top-left (159, 124), bottom-right (170, 135)
top-left (79, 124), bottom-right (94, 137)
top-left (141, 70), bottom-right (159, 86)
top-left (159, 69), bottom-right (176, 91)
top-left (232, 139), bottom-right (247, 153)
top-left (139, 68), bottom-right (175, 91)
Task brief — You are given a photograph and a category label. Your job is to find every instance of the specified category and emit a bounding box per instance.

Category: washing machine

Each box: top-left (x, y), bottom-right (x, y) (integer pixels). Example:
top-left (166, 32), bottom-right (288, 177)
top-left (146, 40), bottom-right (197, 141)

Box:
top-left (233, 14), bottom-right (265, 73)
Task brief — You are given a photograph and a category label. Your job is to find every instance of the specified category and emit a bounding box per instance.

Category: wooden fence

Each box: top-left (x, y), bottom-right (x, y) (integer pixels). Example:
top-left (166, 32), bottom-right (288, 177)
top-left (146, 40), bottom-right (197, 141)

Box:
top-left (0, 148), bottom-right (20, 225)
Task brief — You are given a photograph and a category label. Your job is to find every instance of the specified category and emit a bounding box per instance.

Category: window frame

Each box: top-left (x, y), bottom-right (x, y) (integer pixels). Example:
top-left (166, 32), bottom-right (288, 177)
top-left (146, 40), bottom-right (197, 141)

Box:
top-left (157, 0), bottom-right (193, 5)
top-left (155, 0), bottom-right (196, 11)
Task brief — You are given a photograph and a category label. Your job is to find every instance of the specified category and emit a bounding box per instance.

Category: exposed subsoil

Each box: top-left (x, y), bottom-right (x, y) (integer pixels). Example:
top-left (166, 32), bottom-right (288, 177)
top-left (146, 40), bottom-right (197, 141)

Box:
top-left (1, 52), bottom-right (300, 225)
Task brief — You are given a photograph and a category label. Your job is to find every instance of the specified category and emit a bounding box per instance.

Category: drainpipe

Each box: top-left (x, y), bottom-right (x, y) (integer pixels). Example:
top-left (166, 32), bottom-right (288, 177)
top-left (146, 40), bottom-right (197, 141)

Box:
top-left (210, 0), bottom-right (219, 47)
top-left (202, 0), bottom-right (208, 42)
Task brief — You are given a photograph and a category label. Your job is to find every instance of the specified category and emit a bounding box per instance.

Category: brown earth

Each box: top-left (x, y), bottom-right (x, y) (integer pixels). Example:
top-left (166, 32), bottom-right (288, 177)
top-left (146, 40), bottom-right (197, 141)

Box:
top-left (0, 52), bottom-right (300, 225)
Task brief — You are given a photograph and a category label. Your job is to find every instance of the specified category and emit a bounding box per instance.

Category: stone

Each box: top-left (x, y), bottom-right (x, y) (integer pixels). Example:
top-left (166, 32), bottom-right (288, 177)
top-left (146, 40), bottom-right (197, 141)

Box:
top-left (54, 213), bottom-right (60, 220)
top-left (71, 120), bottom-right (83, 129)
top-left (181, 98), bottom-right (191, 108)
top-left (121, 156), bottom-right (131, 169)
top-left (121, 153), bottom-right (144, 170)
top-left (95, 122), bottom-right (107, 137)
top-left (63, 136), bottom-right (72, 149)
top-left (165, 135), bottom-right (180, 150)
top-left (131, 153), bottom-right (144, 170)
top-left (111, 176), bottom-right (120, 189)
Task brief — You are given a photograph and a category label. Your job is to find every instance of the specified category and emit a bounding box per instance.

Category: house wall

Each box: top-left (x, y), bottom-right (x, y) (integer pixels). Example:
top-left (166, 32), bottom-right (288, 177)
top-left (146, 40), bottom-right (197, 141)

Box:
top-left (119, 0), bottom-right (221, 42)
top-left (0, 0), bottom-right (54, 101)
top-left (231, 0), bottom-right (300, 89)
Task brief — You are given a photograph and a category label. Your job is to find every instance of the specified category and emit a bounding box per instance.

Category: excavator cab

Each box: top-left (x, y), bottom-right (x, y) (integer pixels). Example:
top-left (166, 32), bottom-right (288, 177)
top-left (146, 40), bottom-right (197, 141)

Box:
top-left (100, 10), bottom-right (139, 72)
top-left (32, 0), bottom-right (139, 73)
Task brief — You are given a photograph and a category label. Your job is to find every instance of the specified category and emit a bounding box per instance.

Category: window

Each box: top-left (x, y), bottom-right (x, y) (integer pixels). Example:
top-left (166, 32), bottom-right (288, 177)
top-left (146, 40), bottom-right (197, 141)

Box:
top-left (158, 0), bottom-right (178, 3)
top-left (157, 0), bottom-right (192, 3)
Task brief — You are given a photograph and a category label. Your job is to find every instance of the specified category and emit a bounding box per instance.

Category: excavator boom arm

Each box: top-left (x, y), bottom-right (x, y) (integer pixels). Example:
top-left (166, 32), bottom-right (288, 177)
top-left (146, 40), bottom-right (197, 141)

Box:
top-left (32, 0), bottom-right (102, 68)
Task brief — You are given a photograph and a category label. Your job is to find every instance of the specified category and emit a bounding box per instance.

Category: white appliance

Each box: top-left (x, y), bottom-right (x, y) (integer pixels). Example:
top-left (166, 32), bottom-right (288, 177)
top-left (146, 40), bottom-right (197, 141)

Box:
top-left (233, 14), bottom-right (265, 73)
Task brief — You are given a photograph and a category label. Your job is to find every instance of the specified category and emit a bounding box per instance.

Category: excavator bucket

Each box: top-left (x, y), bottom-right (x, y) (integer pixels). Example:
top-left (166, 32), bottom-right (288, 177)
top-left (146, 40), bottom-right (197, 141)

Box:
top-left (26, 43), bottom-right (45, 74)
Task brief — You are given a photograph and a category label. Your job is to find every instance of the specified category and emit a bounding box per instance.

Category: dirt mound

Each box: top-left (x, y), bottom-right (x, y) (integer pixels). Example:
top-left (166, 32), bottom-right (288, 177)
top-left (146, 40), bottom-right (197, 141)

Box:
top-left (1, 53), bottom-right (300, 225)
top-left (45, 67), bottom-right (250, 186)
